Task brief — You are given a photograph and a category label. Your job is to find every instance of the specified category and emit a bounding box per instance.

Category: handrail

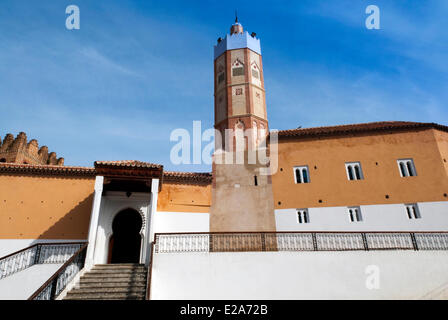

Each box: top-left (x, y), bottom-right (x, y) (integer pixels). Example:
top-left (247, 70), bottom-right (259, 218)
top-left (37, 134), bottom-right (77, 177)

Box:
top-left (28, 243), bottom-right (88, 300)
top-left (0, 243), bottom-right (39, 261)
top-left (153, 231), bottom-right (448, 253)
top-left (0, 242), bottom-right (84, 261)
top-left (155, 231), bottom-right (448, 235)
top-left (0, 241), bottom-right (87, 280)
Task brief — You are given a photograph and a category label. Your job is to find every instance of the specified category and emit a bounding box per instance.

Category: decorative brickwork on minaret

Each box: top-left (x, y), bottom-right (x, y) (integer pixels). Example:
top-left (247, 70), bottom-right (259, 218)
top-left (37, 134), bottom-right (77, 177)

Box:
top-left (210, 20), bottom-right (275, 232)
top-left (0, 132), bottom-right (64, 165)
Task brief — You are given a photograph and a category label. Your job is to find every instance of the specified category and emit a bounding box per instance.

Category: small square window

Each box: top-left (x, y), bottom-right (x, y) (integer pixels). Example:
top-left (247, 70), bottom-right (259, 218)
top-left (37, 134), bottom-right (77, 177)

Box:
top-left (345, 162), bottom-right (364, 181)
top-left (348, 207), bottom-right (362, 222)
top-left (398, 159), bottom-right (417, 177)
top-left (294, 166), bottom-right (310, 184)
top-left (405, 203), bottom-right (421, 219)
top-left (232, 67), bottom-right (244, 76)
top-left (297, 209), bottom-right (309, 224)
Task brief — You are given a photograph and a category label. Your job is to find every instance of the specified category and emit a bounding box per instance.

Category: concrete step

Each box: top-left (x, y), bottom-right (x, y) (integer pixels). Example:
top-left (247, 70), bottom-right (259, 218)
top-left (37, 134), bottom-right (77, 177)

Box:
top-left (78, 280), bottom-right (147, 288)
top-left (95, 264), bottom-right (144, 267)
top-left (63, 264), bottom-right (148, 300)
top-left (76, 281), bottom-right (147, 288)
top-left (81, 273), bottom-right (146, 280)
top-left (69, 286), bottom-right (146, 294)
top-left (93, 265), bottom-right (146, 270)
top-left (89, 269), bottom-right (146, 275)
top-left (65, 292), bottom-right (145, 300)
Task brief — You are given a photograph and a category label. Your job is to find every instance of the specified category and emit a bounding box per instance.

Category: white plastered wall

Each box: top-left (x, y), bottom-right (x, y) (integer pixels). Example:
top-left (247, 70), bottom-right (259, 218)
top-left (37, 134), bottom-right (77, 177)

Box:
top-left (91, 191), bottom-right (151, 266)
top-left (275, 201), bottom-right (448, 232)
top-left (153, 211), bottom-right (209, 234)
top-left (150, 251), bottom-right (448, 300)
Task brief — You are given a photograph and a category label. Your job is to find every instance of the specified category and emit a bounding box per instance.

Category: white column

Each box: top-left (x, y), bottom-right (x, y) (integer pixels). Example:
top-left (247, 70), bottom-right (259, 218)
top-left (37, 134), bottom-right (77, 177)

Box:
top-left (143, 178), bottom-right (159, 266)
top-left (85, 176), bottom-right (104, 269)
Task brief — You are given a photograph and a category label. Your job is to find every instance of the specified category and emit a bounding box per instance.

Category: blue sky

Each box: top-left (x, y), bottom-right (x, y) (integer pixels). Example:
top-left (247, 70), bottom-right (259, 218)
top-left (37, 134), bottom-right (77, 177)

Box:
top-left (0, 0), bottom-right (447, 172)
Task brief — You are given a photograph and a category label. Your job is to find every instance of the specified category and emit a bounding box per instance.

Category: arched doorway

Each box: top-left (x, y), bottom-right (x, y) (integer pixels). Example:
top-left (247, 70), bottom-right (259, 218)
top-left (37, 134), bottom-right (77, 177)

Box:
top-left (109, 208), bottom-right (143, 264)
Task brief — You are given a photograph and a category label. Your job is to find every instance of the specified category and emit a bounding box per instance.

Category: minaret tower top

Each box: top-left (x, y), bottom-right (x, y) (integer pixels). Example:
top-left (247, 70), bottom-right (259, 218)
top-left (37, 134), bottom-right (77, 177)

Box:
top-left (213, 19), bottom-right (268, 152)
top-left (230, 13), bottom-right (244, 34)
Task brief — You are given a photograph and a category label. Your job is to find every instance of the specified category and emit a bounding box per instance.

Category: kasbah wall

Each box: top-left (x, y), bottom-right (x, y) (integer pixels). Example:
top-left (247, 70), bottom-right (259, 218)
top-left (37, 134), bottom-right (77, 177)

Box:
top-left (0, 174), bottom-right (212, 240)
top-left (157, 182), bottom-right (211, 213)
top-left (0, 174), bottom-right (95, 239)
top-left (272, 128), bottom-right (448, 210)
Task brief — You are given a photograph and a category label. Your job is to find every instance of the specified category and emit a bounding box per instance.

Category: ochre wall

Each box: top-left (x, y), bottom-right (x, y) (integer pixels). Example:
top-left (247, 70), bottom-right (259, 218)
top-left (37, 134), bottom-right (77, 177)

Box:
top-left (435, 130), bottom-right (448, 178)
top-left (0, 174), bottom-right (94, 239)
top-left (157, 182), bottom-right (211, 213)
top-left (272, 129), bottom-right (448, 209)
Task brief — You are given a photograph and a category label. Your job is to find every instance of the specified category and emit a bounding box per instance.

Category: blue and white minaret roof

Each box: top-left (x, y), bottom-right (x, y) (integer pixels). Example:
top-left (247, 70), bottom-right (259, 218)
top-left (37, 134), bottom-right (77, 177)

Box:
top-left (214, 20), bottom-right (261, 60)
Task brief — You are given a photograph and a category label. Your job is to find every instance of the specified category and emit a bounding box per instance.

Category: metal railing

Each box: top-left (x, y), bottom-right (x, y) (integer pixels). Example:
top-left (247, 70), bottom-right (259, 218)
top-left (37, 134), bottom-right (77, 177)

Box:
top-left (0, 242), bottom-right (86, 280)
top-left (28, 243), bottom-right (88, 300)
top-left (154, 232), bottom-right (448, 253)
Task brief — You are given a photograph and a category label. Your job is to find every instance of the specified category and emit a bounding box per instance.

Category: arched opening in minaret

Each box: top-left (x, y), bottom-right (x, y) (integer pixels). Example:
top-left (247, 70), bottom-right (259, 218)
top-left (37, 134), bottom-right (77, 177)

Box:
top-left (109, 208), bottom-right (142, 264)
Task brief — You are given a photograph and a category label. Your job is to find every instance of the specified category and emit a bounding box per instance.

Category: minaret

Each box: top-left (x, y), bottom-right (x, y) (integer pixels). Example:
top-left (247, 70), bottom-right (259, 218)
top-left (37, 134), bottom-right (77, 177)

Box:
top-left (210, 19), bottom-right (275, 232)
top-left (213, 17), bottom-right (268, 152)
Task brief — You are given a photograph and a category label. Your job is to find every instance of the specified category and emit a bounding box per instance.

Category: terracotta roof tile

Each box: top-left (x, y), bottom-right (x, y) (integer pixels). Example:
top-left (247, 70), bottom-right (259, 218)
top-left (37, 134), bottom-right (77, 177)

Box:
top-left (94, 160), bottom-right (162, 169)
top-left (276, 121), bottom-right (448, 139)
top-left (0, 162), bottom-right (95, 176)
top-left (163, 171), bottom-right (212, 184)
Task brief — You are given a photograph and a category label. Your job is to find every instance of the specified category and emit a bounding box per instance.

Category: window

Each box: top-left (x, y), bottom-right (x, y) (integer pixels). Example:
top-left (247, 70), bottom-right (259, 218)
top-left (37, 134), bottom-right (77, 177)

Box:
top-left (294, 166), bottom-right (310, 184)
top-left (297, 209), bottom-right (309, 224)
top-left (397, 159), bottom-right (417, 177)
top-left (217, 72), bottom-right (225, 84)
top-left (0, 158), bottom-right (6, 163)
top-left (232, 67), bottom-right (244, 76)
top-left (251, 69), bottom-right (259, 79)
top-left (405, 204), bottom-right (421, 219)
top-left (348, 207), bottom-right (362, 222)
top-left (232, 59), bottom-right (244, 77)
top-left (251, 61), bottom-right (260, 79)
top-left (345, 162), bottom-right (364, 180)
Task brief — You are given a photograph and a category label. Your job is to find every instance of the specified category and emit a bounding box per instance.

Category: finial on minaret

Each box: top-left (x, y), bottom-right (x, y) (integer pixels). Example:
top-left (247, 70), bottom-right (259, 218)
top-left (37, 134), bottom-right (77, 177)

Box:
top-left (230, 12), bottom-right (243, 35)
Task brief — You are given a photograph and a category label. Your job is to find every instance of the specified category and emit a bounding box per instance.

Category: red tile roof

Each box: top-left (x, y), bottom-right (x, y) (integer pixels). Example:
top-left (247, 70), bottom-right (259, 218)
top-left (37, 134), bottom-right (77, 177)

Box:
top-left (0, 162), bottom-right (95, 176)
top-left (94, 160), bottom-right (162, 169)
top-left (0, 162), bottom-right (211, 184)
top-left (163, 171), bottom-right (212, 184)
top-left (276, 121), bottom-right (448, 139)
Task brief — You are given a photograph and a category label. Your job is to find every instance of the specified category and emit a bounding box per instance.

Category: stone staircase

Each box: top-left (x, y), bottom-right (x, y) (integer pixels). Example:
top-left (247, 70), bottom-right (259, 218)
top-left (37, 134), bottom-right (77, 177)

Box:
top-left (64, 264), bottom-right (147, 300)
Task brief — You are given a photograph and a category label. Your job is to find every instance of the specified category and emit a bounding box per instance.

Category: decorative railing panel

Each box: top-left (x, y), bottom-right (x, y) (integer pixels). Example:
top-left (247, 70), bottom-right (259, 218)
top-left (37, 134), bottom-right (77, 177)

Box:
top-left (29, 243), bottom-right (88, 300)
top-left (0, 242), bottom-right (85, 280)
top-left (0, 247), bottom-right (37, 279)
top-left (316, 233), bottom-right (365, 251)
top-left (154, 232), bottom-right (448, 253)
top-left (155, 234), bottom-right (209, 253)
top-left (275, 233), bottom-right (314, 251)
top-left (365, 233), bottom-right (414, 250)
top-left (415, 233), bottom-right (448, 250)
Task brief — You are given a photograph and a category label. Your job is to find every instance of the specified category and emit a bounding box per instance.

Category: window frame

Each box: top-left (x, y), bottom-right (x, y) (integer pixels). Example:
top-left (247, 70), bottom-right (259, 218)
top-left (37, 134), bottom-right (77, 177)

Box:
top-left (405, 203), bottom-right (421, 219)
top-left (293, 165), bottom-right (310, 184)
top-left (397, 158), bottom-right (417, 177)
top-left (345, 162), bottom-right (364, 181)
top-left (347, 206), bottom-right (362, 223)
top-left (297, 209), bottom-right (310, 224)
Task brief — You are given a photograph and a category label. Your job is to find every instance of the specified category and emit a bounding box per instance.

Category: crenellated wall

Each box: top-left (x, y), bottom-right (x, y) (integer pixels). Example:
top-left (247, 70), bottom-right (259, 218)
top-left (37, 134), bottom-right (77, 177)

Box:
top-left (0, 132), bottom-right (64, 165)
